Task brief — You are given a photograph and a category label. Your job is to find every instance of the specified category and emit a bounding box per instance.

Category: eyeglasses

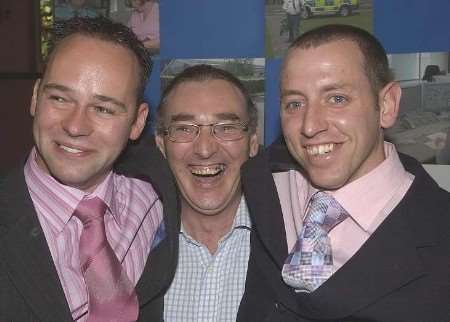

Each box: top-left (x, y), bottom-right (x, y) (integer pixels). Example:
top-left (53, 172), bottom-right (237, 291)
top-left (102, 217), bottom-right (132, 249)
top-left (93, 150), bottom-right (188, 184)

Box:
top-left (163, 122), bottom-right (249, 143)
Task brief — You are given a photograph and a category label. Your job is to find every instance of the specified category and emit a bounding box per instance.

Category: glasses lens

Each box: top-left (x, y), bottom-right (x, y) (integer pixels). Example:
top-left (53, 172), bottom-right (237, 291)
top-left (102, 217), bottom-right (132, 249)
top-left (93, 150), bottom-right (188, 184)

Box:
top-left (168, 124), bottom-right (198, 142)
top-left (214, 123), bottom-right (245, 141)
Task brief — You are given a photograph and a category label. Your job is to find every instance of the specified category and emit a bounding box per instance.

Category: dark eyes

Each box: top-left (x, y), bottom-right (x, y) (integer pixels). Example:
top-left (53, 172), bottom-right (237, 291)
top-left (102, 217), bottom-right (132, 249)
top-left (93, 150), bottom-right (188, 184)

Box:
top-left (94, 106), bottom-right (115, 115)
top-left (329, 95), bottom-right (347, 104)
top-left (48, 95), bottom-right (66, 103)
top-left (284, 101), bottom-right (304, 112)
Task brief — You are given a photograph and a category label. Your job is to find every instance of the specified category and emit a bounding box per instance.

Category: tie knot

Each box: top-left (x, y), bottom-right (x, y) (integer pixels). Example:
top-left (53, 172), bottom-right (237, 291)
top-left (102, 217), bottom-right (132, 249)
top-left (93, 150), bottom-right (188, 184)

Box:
top-left (73, 196), bottom-right (107, 225)
top-left (306, 191), bottom-right (348, 232)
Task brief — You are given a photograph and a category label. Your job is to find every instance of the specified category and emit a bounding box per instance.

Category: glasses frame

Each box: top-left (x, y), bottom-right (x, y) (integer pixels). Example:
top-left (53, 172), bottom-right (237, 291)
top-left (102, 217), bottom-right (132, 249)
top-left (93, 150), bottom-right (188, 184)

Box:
top-left (163, 121), bottom-right (250, 143)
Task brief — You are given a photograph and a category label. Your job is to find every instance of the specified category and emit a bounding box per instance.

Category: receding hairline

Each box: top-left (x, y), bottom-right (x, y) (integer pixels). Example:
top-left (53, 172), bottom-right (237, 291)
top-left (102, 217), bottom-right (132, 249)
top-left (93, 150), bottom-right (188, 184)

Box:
top-left (160, 78), bottom-right (249, 119)
top-left (43, 34), bottom-right (142, 95)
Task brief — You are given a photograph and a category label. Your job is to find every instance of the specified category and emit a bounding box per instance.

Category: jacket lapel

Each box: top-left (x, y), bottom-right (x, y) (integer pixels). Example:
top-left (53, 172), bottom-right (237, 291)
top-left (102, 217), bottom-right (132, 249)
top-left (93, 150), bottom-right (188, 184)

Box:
top-left (241, 150), bottom-right (307, 316)
top-left (294, 157), bottom-right (437, 320)
top-left (242, 151), bottom-right (289, 269)
top-left (115, 136), bottom-right (180, 306)
top-left (0, 167), bottom-right (73, 322)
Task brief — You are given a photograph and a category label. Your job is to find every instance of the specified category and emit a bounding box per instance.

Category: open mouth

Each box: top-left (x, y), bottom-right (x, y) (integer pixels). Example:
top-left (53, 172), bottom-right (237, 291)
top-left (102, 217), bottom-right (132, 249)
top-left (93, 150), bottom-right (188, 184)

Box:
top-left (306, 143), bottom-right (335, 156)
top-left (190, 164), bottom-right (226, 177)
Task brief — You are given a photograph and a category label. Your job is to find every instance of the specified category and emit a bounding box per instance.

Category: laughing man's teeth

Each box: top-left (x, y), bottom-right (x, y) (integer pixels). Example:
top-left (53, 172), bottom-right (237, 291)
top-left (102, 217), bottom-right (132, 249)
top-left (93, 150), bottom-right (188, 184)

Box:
top-left (191, 164), bottom-right (225, 176)
top-left (60, 145), bottom-right (83, 154)
top-left (307, 143), bottom-right (334, 156)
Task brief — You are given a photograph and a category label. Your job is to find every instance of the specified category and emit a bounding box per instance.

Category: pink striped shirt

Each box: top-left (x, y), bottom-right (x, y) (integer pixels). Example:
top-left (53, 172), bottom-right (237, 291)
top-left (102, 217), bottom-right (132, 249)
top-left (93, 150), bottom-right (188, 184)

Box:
top-left (275, 142), bottom-right (414, 273)
top-left (24, 148), bottom-right (163, 321)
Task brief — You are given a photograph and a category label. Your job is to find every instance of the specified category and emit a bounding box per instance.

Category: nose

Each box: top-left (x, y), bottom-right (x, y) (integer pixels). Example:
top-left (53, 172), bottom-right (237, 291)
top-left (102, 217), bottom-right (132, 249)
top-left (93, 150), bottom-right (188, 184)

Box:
top-left (61, 107), bottom-right (92, 137)
top-left (301, 104), bottom-right (328, 138)
top-left (193, 126), bottom-right (219, 158)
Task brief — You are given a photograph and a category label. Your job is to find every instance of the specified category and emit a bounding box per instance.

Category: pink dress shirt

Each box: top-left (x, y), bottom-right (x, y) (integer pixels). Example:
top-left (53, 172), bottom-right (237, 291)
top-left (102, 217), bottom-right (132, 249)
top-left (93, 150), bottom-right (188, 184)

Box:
top-left (24, 148), bottom-right (163, 321)
top-left (274, 142), bottom-right (414, 273)
top-left (128, 2), bottom-right (159, 43)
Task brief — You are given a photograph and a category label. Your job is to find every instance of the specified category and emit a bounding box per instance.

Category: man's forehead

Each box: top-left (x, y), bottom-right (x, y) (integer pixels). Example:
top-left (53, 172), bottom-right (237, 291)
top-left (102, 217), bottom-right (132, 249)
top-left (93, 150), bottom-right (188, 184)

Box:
top-left (169, 112), bottom-right (241, 123)
top-left (282, 40), bottom-right (365, 80)
top-left (286, 39), bottom-right (362, 64)
top-left (164, 79), bottom-right (248, 117)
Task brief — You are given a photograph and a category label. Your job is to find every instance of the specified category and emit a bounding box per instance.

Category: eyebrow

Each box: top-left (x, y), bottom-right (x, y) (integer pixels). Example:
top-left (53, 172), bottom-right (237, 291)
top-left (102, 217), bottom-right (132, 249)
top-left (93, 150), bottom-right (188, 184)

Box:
top-left (42, 83), bottom-right (127, 112)
top-left (321, 83), bottom-right (353, 93)
top-left (42, 83), bottom-right (72, 93)
top-left (280, 89), bottom-right (304, 98)
top-left (94, 94), bottom-right (127, 112)
top-left (281, 83), bottom-right (354, 98)
top-left (170, 112), bottom-right (241, 123)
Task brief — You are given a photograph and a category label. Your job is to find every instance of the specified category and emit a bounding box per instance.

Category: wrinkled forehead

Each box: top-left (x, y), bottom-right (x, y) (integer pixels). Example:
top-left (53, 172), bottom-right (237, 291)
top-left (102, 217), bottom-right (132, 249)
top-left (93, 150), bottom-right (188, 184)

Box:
top-left (163, 79), bottom-right (248, 121)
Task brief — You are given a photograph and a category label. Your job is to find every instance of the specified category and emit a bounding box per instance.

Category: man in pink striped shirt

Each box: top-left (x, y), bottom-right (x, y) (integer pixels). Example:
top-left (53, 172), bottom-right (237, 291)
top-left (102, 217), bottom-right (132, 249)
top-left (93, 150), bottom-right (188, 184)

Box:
top-left (0, 17), bottom-right (178, 321)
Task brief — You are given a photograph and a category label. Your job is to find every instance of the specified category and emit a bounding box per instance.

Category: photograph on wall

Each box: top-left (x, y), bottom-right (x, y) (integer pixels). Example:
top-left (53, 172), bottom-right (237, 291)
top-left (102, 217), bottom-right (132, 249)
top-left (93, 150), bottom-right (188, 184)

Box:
top-left (110, 0), bottom-right (160, 56)
top-left (160, 59), bottom-right (266, 144)
top-left (265, 0), bottom-right (373, 58)
top-left (41, 0), bottom-right (159, 65)
top-left (54, 0), bottom-right (108, 21)
top-left (385, 51), bottom-right (450, 165)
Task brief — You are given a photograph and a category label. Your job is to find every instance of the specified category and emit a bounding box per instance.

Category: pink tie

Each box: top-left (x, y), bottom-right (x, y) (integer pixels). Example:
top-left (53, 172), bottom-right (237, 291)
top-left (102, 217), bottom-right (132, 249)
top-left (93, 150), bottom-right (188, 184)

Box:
top-left (74, 197), bottom-right (139, 322)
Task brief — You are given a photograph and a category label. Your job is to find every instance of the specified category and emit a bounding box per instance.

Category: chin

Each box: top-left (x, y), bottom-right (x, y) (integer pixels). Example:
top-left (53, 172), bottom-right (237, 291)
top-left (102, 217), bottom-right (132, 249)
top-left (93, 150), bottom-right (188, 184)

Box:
top-left (308, 173), bottom-right (345, 191)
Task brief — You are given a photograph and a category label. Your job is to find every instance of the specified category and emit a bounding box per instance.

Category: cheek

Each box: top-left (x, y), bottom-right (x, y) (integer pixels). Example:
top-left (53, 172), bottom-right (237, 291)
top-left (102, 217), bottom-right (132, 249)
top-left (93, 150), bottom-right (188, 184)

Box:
top-left (221, 141), bottom-right (250, 162)
top-left (282, 117), bottom-right (301, 142)
top-left (97, 117), bottom-right (134, 140)
top-left (164, 143), bottom-right (190, 166)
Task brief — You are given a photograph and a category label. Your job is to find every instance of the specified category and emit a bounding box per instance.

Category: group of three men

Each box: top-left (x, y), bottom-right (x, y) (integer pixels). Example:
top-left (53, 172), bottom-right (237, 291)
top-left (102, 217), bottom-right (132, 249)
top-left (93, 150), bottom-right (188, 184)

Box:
top-left (0, 16), bottom-right (449, 322)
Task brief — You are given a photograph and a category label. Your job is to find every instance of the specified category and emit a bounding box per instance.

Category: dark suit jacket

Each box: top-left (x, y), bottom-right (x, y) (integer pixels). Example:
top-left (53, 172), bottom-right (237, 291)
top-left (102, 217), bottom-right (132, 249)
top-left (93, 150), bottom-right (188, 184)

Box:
top-left (238, 139), bottom-right (450, 322)
top-left (0, 137), bottom-right (180, 322)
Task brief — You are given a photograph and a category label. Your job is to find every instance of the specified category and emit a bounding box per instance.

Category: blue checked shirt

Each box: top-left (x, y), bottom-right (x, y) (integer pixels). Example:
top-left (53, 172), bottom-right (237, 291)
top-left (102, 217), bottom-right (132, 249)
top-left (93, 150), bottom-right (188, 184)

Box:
top-left (164, 197), bottom-right (251, 322)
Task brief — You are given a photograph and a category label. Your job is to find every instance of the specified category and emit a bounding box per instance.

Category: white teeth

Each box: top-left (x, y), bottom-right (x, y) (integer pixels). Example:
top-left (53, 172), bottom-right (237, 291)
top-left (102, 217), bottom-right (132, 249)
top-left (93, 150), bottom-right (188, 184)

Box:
top-left (307, 143), bottom-right (334, 156)
top-left (191, 164), bottom-right (225, 176)
top-left (60, 145), bottom-right (83, 154)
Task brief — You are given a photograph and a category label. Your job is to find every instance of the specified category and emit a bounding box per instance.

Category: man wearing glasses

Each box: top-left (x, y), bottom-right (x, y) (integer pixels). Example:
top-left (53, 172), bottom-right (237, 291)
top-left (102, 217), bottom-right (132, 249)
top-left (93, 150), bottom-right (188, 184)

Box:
top-left (155, 64), bottom-right (259, 321)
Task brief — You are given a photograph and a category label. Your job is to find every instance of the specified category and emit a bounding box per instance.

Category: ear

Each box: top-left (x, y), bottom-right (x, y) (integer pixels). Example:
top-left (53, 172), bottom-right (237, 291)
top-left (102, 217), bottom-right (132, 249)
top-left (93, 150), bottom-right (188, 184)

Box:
top-left (129, 103), bottom-right (149, 140)
top-left (249, 132), bottom-right (259, 158)
top-left (155, 134), bottom-right (167, 158)
top-left (378, 82), bottom-right (402, 129)
top-left (30, 79), bottom-right (41, 117)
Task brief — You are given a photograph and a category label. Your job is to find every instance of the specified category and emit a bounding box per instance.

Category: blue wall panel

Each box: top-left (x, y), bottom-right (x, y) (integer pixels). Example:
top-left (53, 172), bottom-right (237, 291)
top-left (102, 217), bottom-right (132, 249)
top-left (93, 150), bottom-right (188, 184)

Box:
top-left (375, 0), bottom-right (450, 53)
top-left (147, 0), bottom-right (450, 144)
top-left (160, 0), bottom-right (264, 58)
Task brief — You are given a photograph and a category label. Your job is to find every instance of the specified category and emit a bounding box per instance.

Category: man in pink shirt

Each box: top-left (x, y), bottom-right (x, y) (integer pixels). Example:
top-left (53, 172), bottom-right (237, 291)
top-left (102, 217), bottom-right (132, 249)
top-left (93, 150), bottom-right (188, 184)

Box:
top-left (241, 24), bottom-right (450, 321)
top-left (128, 0), bottom-right (160, 55)
top-left (0, 17), bottom-right (179, 321)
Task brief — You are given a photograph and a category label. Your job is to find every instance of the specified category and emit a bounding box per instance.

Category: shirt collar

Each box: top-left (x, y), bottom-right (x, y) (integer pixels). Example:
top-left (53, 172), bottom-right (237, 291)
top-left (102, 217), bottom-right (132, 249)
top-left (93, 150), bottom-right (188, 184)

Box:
top-left (328, 142), bottom-right (411, 233)
top-left (180, 196), bottom-right (251, 241)
top-left (25, 148), bottom-right (117, 233)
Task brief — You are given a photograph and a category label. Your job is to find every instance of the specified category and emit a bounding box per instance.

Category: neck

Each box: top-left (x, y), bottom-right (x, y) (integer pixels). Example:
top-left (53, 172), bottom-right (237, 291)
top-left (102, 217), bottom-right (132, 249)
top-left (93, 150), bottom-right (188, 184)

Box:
top-left (181, 197), bottom-right (241, 254)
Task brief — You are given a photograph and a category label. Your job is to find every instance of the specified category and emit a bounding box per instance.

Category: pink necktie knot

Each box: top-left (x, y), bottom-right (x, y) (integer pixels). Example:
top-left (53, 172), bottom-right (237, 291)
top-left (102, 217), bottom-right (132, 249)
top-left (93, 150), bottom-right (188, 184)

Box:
top-left (74, 196), bottom-right (108, 225)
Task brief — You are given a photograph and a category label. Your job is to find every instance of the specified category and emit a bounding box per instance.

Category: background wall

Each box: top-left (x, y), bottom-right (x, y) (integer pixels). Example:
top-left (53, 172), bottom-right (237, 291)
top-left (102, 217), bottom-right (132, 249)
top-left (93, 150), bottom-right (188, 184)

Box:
top-left (3, 0), bottom-right (450, 179)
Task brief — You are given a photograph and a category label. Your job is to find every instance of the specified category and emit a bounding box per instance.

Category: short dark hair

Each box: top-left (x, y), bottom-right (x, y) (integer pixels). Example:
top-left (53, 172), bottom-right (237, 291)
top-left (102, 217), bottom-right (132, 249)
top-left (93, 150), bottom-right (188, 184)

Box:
top-left (48, 16), bottom-right (152, 104)
top-left (286, 24), bottom-right (393, 96)
top-left (156, 64), bottom-right (258, 134)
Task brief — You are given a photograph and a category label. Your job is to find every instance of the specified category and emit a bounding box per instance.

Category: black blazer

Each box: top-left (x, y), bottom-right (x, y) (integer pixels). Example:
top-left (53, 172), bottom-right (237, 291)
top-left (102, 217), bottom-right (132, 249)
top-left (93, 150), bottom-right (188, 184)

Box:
top-left (0, 138), bottom-right (180, 322)
top-left (238, 139), bottom-right (450, 322)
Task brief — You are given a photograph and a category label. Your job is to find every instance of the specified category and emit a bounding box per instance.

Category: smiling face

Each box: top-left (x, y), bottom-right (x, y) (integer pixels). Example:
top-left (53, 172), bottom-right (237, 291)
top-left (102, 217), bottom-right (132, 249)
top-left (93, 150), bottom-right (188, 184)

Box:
top-left (31, 34), bottom-right (148, 192)
top-left (156, 79), bottom-right (258, 217)
top-left (280, 40), bottom-right (400, 190)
